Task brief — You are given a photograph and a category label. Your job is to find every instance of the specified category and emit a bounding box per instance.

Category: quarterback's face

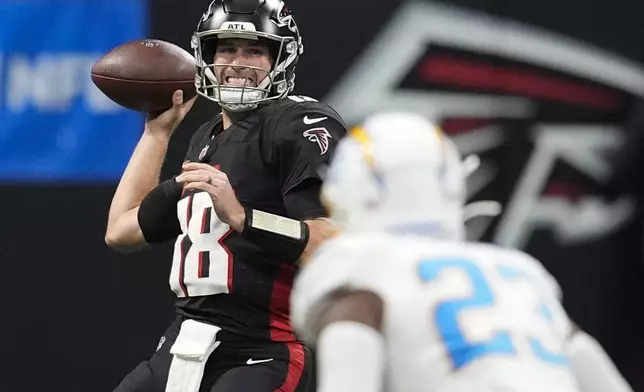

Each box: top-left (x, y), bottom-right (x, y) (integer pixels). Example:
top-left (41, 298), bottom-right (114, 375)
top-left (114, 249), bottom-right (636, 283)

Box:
top-left (214, 38), bottom-right (272, 88)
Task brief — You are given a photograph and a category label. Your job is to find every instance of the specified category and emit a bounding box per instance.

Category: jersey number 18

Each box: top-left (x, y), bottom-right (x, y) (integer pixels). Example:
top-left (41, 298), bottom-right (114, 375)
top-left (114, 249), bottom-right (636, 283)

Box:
top-left (170, 192), bottom-right (234, 297)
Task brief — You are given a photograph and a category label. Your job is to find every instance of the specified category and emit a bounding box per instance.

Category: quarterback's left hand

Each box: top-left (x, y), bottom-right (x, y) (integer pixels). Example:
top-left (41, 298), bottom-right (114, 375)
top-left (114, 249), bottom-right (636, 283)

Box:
top-left (176, 162), bottom-right (245, 231)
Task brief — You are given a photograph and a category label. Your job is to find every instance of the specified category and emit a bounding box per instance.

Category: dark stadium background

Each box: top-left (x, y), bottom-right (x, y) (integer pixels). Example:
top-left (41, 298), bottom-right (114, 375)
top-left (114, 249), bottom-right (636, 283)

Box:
top-left (3, 0), bottom-right (644, 390)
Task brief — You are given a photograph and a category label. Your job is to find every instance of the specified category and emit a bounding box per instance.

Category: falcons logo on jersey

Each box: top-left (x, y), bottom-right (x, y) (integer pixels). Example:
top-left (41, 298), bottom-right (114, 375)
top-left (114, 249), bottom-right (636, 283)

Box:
top-left (303, 127), bottom-right (332, 155)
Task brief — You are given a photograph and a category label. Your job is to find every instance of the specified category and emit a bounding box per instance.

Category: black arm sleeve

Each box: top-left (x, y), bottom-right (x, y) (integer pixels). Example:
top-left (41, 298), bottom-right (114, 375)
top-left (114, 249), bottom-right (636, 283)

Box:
top-left (136, 117), bottom-right (222, 244)
top-left (137, 177), bottom-right (182, 244)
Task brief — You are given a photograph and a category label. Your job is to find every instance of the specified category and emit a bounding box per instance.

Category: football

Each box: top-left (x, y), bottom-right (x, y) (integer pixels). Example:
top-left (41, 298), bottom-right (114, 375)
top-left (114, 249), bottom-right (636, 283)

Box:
top-left (91, 39), bottom-right (197, 113)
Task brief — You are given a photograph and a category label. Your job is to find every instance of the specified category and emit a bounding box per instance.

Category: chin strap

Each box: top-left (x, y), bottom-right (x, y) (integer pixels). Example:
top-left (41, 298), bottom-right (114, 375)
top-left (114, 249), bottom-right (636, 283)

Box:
top-left (200, 65), bottom-right (265, 112)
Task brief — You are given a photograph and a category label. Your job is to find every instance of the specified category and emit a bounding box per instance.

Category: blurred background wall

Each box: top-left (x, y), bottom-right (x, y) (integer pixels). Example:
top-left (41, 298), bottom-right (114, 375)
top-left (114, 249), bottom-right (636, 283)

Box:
top-left (3, 0), bottom-right (644, 390)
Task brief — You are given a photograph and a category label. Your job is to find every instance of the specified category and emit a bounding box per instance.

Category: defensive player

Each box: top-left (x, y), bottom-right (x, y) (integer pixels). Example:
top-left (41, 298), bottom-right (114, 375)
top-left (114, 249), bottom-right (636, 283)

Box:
top-left (105, 1), bottom-right (345, 391)
top-left (291, 112), bottom-right (633, 392)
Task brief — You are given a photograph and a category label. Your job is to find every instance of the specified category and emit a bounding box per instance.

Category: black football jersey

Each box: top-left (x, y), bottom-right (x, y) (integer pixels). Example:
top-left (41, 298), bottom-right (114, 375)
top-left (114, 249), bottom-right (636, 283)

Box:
top-left (171, 96), bottom-right (347, 342)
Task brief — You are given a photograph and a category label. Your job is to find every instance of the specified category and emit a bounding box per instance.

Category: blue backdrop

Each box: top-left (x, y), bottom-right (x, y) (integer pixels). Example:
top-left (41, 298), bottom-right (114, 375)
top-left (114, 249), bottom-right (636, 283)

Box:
top-left (0, 0), bottom-right (148, 183)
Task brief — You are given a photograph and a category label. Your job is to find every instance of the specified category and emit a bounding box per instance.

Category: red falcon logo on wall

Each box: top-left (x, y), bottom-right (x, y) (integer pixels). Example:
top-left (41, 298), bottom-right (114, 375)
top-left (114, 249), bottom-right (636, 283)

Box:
top-left (325, 2), bottom-right (642, 249)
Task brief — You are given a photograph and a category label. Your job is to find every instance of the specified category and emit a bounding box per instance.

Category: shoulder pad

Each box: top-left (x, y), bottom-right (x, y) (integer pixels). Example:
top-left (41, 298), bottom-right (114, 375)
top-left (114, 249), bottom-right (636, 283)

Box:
top-left (263, 96), bottom-right (346, 125)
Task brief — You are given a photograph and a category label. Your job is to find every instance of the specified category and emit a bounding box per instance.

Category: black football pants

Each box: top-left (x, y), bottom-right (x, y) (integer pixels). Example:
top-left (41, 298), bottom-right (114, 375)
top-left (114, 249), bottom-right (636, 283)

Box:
top-left (112, 316), bottom-right (312, 392)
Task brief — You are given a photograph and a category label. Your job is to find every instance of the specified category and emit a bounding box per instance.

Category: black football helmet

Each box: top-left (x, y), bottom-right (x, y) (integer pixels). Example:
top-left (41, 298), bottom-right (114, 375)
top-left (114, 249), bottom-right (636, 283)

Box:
top-left (192, 0), bottom-right (304, 111)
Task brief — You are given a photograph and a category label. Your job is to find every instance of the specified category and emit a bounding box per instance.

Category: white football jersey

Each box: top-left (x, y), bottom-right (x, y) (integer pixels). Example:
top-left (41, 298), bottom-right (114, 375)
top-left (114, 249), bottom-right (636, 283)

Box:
top-left (292, 233), bottom-right (581, 392)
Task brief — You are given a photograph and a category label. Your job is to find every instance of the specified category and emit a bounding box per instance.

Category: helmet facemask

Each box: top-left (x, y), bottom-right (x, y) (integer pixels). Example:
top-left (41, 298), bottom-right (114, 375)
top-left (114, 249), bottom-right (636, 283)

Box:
top-left (192, 31), bottom-right (300, 112)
